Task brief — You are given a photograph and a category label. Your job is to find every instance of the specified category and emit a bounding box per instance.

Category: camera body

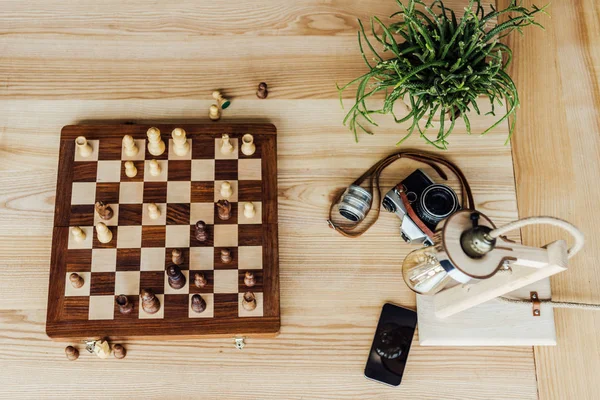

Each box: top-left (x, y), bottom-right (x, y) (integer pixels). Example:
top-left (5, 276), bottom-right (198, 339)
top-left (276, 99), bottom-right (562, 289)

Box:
top-left (382, 169), bottom-right (459, 246)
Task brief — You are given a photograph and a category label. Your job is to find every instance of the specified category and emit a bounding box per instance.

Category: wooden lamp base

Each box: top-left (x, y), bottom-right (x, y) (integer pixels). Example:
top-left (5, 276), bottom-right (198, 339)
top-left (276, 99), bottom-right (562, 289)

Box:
top-left (416, 277), bottom-right (557, 346)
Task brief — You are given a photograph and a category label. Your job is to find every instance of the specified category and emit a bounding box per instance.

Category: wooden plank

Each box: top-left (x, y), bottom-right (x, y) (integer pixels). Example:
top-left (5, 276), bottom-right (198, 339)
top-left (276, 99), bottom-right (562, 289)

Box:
top-left (498, 0), bottom-right (600, 398)
top-left (0, 1), bottom-right (494, 100)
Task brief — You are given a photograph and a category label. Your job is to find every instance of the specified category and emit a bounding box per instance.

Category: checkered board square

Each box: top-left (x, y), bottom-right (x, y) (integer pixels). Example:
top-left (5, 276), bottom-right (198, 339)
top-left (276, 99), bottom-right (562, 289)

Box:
top-left (47, 124), bottom-right (279, 339)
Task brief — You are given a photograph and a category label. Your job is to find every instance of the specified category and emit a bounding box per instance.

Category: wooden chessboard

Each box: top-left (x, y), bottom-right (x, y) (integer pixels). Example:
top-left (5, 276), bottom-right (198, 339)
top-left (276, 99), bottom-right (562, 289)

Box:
top-left (46, 124), bottom-right (280, 340)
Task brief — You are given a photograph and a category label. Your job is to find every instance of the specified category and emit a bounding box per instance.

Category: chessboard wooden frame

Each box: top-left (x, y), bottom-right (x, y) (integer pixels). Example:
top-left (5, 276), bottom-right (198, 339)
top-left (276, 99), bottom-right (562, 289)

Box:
top-left (46, 123), bottom-right (280, 340)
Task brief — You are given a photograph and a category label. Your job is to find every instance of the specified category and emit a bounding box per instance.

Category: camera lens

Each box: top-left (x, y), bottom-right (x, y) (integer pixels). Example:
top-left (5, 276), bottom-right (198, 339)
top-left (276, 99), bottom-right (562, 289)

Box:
top-left (338, 185), bottom-right (372, 222)
top-left (382, 197), bottom-right (396, 213)
top-left (415, 184), bottom-right (459, 227)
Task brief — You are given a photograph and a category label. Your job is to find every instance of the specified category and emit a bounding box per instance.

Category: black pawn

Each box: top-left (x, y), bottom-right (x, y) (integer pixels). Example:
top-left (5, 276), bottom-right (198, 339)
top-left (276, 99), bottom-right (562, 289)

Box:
top-left (191, 294), bottom-right (206, 313)
top-left (195, 220), bottom-right (208, 242)
top-left (167, 265), bottom-right (186, 289)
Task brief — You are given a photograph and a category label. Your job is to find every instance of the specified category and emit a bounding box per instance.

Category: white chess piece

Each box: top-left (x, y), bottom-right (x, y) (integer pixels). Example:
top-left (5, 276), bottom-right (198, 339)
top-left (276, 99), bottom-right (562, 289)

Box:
top-left (122, 135), bottom-right (139, 157)
top-left (244, 202), bottom-right (256, 219)
top-left (171, 128), bottom-right (189, 157)
top-left (71, 226), bottom-right (86, 243)
top-left (95, 222), bottom-right (113, 244)
top-left (220, 181), bottom-right (233, 198)
top-left (241, 134), bottom-right (255, 156)
top-left (212, 91), bottom-right (231, 109)
top-left (149, 159), bottom-right (161, 177)
top-left (75, 136), bottom-right (93, 158)
top-left (220, 134), bottom-right (234, 155)
top-left (124, 161), bottom-right (137, 178)
top-left (147, 203), bottom-right (161, 220)
top-left (208, 104), bottom-right (221, 121)
top-left (147, 127), bottom-right (166, 156)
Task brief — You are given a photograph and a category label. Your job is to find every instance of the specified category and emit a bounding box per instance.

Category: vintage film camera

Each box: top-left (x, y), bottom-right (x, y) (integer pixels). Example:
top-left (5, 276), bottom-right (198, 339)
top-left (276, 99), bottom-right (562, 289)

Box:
top-left (382, 169), bottom-right (460, 245)
top-left (338, 169), bottom-right (459, 245)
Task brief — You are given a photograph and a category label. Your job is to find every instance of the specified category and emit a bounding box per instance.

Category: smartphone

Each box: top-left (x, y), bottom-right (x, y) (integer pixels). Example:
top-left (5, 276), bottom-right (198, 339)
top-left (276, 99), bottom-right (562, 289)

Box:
top-left (364, 303), bottom-right (417, 387)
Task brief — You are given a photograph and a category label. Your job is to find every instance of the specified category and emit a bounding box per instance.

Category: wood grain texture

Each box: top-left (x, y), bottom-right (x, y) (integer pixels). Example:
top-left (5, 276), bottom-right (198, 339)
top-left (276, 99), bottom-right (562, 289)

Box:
top-left (0, 0), bottom-right (494, 100)
top-left (0, 1), bottom-right (539, 398)
top-left (498, 1), bottom-right (600, 399)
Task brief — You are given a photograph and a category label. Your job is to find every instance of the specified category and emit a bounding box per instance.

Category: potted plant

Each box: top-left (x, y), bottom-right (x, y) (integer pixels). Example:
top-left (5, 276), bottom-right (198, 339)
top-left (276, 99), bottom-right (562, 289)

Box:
top-left (338, 0), bottom-right (547, 149)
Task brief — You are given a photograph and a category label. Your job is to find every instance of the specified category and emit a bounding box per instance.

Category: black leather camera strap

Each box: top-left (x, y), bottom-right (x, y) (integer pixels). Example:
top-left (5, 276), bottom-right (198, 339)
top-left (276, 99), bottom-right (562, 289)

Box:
top-left (327, 150), bottom-right (474, 238)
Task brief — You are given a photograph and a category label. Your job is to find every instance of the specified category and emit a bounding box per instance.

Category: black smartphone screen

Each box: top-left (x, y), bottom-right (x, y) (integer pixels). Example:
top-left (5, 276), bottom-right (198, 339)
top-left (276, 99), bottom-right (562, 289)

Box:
top-left (364, 303), bottom-right (417, 386)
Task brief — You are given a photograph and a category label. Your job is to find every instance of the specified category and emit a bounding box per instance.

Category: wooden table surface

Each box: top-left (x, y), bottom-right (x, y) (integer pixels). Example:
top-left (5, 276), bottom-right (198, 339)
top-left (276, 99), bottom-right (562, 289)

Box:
top-left (0, 0), bottom-right (595, 399)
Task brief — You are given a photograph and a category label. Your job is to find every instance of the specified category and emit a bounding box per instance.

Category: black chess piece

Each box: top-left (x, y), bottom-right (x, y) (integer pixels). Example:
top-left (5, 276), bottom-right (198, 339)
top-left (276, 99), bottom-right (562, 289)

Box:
top-left (195, 220), bottom-right (208, 242)
top-left (191, 294), bottom-right (206, 313)
top-left (167, 265), bottom-right (186, 289)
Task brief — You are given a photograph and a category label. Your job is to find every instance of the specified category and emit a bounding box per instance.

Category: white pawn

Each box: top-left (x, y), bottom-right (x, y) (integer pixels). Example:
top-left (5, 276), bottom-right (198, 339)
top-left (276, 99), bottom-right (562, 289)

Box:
top-left (122, 135), bottom-right (139, 157)
top-left (124, 161), bottom-right (137, 178)
top-left (148, 203), bottom-right (161, 220)
top-left (95, 222), bottom-right (113, 244)
top-left (244, 202), bottom-right (255, 219)
top-left (171, 128), bottom-right (189, 157)
top-left (208, 104), bottom-right (221, 121)
top-left (149, 159), bottom-right (161, 177)
top-left (75, 136), bottom-right (93, 158)
top-left (147, 127), bottom-right (165, 156)
top-left (71, 226), bottom-right (86, 243)
top-left (220, 134), bottom-right (233, 155)
top-left (220, 181), bottom-right (233, 198)
top-left (241, 134), bottom-right (255, 156)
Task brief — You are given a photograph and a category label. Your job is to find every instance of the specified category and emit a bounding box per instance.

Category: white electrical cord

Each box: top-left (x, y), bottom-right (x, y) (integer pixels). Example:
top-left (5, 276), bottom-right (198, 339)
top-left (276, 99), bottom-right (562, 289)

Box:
top-left (489, 216), bottom-right (585, 259)
top-left (491, 216), bottom-right (599, 311)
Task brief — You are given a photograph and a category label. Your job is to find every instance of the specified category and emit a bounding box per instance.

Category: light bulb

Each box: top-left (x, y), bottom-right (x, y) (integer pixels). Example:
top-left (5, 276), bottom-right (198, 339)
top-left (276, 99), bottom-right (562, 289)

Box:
top-left (402, 247), bottom-right (452, 295)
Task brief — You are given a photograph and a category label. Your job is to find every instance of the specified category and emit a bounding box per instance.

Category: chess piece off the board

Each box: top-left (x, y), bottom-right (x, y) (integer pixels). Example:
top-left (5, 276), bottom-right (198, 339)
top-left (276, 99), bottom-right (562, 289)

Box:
top-left (124, 161), bottom-right (137, 178)
top-left (167, 265), bottom-right (186, 289)
top-left (194, 272), bottom-right (207, 288)
top-left (256, 82), bottom-right (268, 99)
top-left (208, 104), bottom-right (221, 121)
top-left (191, 294), bottom-right (207, 313)
top-left (172, 248), bottom-right (183, 265)
top-left (65, 346), bottom-right (79, 361)
top-left (244, 271), bottom-right (256, 287)
top-left (244, 202), bottom-right (255, 219)
top-left (69, 273), bottom-right (84, 289)
top-left (149, 159), bottom-right (161, 177)
top-left (140, 288), bottom-right (161, 314)
top-left (242, 292), bottom-right (257, 311)
top-left (220, 181), bottom-right (233, 198)
top-left (75, 136), bottom-right (93, 158)
top-left (241, 134), bottom-right (255, 156)
top-left (171, 128), bottom-right (189, 157)
top-left (212, 91), bottom-right (231, 109)
top-left (195, 221), bottom-right (208, 242)
top-left (71, 226), bottom-right (86, 243)
top-left (95, 201), bottom-right (114, 220)
top-left (93, 339), bottom-right (111, 359)
top-left (216, 199), bottom-right (232, 220)
top-left (113, 344), bottom-right (126, 359)
top-left (95, 222), bottom-right (113, 243)
top-left (122, 135), bottom-right (139, 157)
top-left (146, 127), bottom-right (165, 156)
top-left (116, 295), bottom-right (134, 314)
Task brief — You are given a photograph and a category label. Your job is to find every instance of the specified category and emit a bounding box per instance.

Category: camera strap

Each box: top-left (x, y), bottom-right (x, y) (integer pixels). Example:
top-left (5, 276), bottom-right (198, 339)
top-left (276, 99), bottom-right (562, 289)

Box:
top-left (327, 150), bottom-right (474, 238)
